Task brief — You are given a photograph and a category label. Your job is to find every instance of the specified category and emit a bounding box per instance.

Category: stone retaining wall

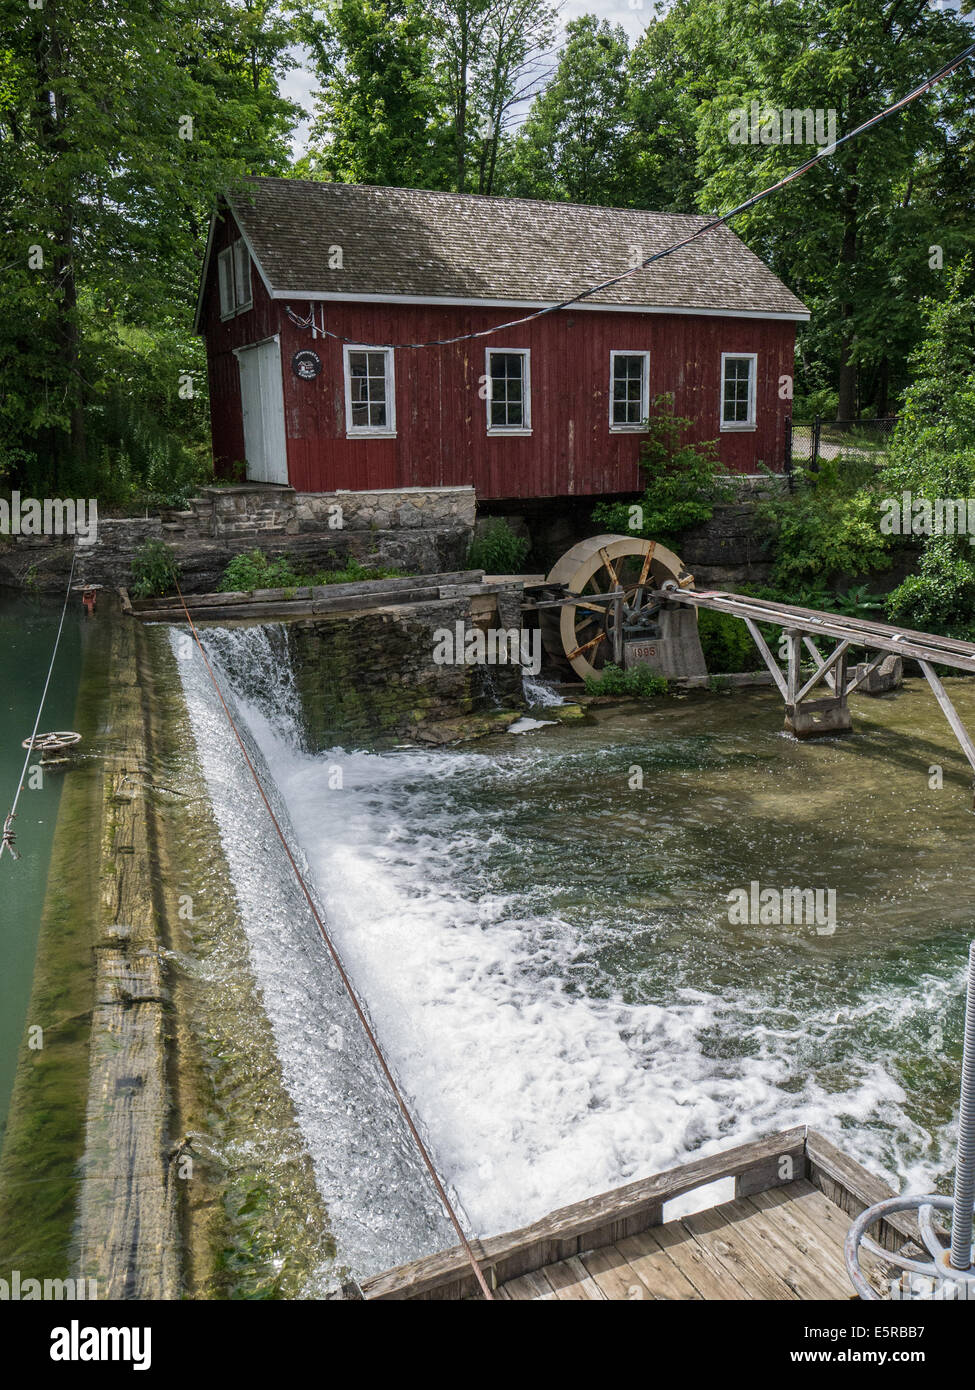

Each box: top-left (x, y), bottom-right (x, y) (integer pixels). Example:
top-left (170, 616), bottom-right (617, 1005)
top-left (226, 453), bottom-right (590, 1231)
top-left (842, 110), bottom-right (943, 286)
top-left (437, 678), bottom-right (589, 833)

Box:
top-left (0, 485), bottom-right (477, 594)
top-left (187, 484), bottom-right (474, 540)
top-left (288, 580), bottom-right (527, 747)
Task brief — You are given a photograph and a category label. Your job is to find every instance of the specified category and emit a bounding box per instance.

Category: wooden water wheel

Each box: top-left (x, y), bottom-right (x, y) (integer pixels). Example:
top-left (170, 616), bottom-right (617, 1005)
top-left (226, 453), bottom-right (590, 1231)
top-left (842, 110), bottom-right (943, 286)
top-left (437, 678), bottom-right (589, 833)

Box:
top-left (540, 534), bottom-right (694, 682)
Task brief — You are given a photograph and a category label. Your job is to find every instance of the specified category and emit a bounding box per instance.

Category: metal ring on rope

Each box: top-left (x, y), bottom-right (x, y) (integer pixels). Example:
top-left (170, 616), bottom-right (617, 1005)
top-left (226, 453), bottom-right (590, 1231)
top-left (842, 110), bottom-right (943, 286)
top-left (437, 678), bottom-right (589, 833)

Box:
top-left (21, 732), bottom-right (82, 754)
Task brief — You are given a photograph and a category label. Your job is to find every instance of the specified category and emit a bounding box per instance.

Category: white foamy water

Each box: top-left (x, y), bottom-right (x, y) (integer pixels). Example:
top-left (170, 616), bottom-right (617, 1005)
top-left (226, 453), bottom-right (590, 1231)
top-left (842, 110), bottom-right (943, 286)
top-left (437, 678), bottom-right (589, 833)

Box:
top-left (522, 672), bottom-right (565, 707)
top-left (176, 624), bottom-right (965, 1264)
top-left (507, 716), bottom-right (558, 734)
top-left (173, 627), bottom-right (457, 1280)
top-left (269, 745), bottom-right (961, 1231)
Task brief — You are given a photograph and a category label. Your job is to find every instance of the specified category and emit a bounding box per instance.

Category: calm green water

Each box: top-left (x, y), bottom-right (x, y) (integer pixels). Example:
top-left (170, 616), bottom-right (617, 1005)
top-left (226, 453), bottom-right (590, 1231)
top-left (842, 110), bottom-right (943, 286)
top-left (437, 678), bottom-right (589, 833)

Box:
top-left (0, 597), bottom-right (82, 1139)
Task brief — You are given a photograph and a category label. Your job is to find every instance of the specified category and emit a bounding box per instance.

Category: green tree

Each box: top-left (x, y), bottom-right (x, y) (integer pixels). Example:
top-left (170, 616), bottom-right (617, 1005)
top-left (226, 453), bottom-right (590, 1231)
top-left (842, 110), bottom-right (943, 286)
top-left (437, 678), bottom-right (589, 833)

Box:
top-left (883, 263), bottom-right (975, 635)
top-left (679, 0), bottom-right (975, 418)
top-left (304, 0), bottom-right (557, 194)
top-left (502, 16), bottom-right (632, 205)
top-left (626, 0), bottom-right (711, 213)
top-left (0, 0), bottom-right (303, 495)
top-left (298, 0), bottom-right (449, 188)
top-left (466, 0), bottom-right (559, 195)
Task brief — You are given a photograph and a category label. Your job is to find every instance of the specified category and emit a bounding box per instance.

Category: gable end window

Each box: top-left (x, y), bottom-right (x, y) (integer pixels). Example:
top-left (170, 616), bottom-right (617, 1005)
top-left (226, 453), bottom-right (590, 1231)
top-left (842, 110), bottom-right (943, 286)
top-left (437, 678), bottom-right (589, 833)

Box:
top-left (343, 346), bottom-right (396, 436)
top-left (218, 237), bottom-right (252, 318)
top-left (610, 351), bottom-right (650, 430)
top-left (486, 349), bottom-right (531, 434)
top-left (720, 352), bottom-right (757, 430)
top-left (232, 239), bottom-right (252, 312)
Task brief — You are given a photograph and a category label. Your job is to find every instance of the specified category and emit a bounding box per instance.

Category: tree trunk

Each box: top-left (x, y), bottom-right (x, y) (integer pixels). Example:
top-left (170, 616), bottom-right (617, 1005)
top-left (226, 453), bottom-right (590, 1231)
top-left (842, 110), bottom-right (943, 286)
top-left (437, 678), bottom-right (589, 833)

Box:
top-left (875, 356), bottom-right (890, 419)
top-left (455, 24), bottom-right (469, 192)
top-left (32, 5), bottom-right (85, 476)
top-left (835, 169), bottom-right (860, 421)
top-left (485, 127), bottom-right (500, 194)
top-left (836, 326), bottom-right (857, 421)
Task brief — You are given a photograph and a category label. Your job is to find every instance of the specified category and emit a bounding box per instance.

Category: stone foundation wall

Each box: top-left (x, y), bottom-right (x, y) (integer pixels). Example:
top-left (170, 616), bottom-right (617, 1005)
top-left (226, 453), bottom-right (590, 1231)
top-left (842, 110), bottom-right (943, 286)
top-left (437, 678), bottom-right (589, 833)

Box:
top-left (677, 504), bottom-right (775, 587)
top-left (189, 484), bottom-right (475, 540)
top-left (0, 485), bottom-right (476, 594)
top-left (487, 498), bottom-right (776, 588)
top-left (288, 582), bottom-right (526, 748)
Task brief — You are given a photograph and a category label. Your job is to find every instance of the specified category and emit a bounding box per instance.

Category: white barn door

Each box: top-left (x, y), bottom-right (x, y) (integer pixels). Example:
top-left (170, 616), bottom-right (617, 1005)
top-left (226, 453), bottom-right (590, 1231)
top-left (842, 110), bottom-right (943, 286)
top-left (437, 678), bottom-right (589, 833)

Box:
top-left (235, 338), bottom-right (288, 484)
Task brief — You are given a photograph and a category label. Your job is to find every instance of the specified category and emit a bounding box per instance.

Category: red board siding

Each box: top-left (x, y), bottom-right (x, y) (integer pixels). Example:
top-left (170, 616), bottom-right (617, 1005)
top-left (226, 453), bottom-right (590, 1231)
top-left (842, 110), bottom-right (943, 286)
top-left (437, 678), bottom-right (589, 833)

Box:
top-left (202, 214), bottom-right (797, 500)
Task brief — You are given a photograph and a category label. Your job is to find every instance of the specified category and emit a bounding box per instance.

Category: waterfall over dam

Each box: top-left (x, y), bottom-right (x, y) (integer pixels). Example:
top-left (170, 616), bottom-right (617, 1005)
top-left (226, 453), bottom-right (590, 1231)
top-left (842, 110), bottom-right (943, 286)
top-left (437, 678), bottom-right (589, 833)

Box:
top-left (174, 621), bottom-right (971, 1280)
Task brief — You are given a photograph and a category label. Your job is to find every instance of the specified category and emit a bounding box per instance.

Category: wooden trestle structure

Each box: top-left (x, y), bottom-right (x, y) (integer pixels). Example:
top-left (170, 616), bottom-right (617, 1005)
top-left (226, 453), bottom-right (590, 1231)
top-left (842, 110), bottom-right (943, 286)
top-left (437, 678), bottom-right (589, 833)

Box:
top-left (658, 589), bottom-right (975, 773)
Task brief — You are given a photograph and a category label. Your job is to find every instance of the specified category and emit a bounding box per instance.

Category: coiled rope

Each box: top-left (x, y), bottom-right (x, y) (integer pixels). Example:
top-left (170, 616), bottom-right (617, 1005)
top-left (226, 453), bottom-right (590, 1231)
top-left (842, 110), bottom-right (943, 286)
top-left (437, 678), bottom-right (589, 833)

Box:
top-left (1, 547), bottom-right (78, 863)
top-left (173, 582), bottom-right (494, 1300)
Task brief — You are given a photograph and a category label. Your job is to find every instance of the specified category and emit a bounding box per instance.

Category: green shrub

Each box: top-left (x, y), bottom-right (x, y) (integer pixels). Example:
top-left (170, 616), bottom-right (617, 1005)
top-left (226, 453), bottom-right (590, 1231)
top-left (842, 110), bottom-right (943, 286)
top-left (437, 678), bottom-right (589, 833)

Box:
top-left (218, 549), bottom-right (404, 593)
top-left (317, 557), bottom-right (403, 585)
top-left (754, 458), bottom-right (893, 590)
top-left (792, 387), bottom-right (839, 420)
top-left (468, 518), bottom-right (530, 573)
top-left (592, 394), bottom-right (731, 546)
top-left (697, 608), bottom-right (762, 673)
top-left (130, 539), bottom-right (180, 598)
top-left (583, 662), bottom-right (668, 697)
top-left (693, 581), bottom-right (894, 678)
top-left (880, 264), bottom-right (975, 636)
top-left (886, 542), bottom-right (975, 637)
top-left (219, 550), bottom-right (302, 592)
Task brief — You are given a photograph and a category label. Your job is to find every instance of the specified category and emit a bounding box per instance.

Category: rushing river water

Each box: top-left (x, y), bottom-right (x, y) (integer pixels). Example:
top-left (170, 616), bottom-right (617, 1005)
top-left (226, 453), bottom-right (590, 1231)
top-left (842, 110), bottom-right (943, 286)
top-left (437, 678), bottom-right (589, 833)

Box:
top-left (176, 624), bottom-right (975, 1281)
top-left (0, 598), bottom-right (82, 1138)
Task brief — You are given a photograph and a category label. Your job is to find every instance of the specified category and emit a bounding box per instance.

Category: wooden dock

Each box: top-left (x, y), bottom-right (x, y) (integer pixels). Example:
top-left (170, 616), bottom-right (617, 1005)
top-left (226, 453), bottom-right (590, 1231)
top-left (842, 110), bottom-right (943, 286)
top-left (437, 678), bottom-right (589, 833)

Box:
top-left (359, 1128), bottom-right (916, 1301)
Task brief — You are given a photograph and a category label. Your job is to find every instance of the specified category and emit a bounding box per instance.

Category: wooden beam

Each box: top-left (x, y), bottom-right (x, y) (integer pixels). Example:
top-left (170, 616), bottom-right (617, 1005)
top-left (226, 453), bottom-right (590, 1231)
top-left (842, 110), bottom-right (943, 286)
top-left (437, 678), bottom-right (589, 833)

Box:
top-left (798, 639), bottom-right (851, 701)
top-left (678, 591), bottom-right (975, 662)
top-left (919, 660), bottom-right (975, 776)
top-left (802, 635), bottom-right (836, 693)
top-left (663, 591), bottom-right (975, 675)
top-left (786, 629), bottom-right (802, 704)
top-left (744, 618), bottom-right (788, 699)
top-left (844, 650), bottom-right (888, 697)
top-left (612, 593), bottom-right (623, 666)
top-left (360, 1128), bottom-right (808, 1301)
top-left (805, 1129), bottom-right (919, 1252)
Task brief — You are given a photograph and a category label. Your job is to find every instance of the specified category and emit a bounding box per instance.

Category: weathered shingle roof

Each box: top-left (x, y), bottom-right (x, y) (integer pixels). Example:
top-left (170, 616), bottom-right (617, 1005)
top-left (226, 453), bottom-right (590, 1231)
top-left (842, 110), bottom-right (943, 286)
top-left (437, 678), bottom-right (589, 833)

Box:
top-left (225, 177), bottom-right (809, 318)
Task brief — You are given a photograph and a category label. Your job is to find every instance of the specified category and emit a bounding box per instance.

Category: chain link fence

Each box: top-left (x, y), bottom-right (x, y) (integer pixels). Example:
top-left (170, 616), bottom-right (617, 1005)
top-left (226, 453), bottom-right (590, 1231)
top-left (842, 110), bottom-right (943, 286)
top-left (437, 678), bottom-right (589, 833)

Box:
top-left (785, 416), bottom-right (898, 486)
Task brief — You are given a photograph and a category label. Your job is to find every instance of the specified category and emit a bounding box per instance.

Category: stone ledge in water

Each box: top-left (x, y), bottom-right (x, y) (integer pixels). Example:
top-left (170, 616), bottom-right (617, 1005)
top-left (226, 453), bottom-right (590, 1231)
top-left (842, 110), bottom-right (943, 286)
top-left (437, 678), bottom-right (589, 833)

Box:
top-left (404, 709), bottom-right (525, 745)
top-left (546, 702), bottom-right (586, 721)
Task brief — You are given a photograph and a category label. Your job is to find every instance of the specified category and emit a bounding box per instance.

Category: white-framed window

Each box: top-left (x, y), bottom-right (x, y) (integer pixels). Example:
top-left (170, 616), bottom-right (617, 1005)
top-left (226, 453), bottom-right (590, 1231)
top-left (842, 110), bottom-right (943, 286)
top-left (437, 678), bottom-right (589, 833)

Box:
top-left (485, 349), bottom-right (531, 434)
top-left (720, 352), bottom-right (757, 430)
top-left (218, 238), bottom-right (252, 318)
top-left (218, 247), bottom-right (235, 318)
top-left (233, 239), bottom-right (252, 312)
top-left (609, 351), bottom-right (650, 430)
top-left (343, 345), bottom-right (396, 436)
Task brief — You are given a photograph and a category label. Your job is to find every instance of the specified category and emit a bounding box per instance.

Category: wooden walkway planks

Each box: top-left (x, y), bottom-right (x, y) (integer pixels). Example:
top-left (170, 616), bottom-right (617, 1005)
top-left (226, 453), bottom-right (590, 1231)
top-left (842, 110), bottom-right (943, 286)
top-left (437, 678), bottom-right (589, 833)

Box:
top-left (498, 1179), bottom-right (865, 1301)
top-left (359, 1129), bottom-right (907, 1301)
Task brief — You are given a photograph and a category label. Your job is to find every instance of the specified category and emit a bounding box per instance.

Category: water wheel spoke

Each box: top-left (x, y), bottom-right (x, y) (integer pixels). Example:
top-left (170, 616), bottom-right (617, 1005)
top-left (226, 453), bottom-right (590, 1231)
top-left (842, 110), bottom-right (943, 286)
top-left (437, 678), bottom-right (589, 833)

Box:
top-left (599, 548), bottom-right (621, 589)
top-left (637, 543), bottom-right (656, 589)
top-left (566, 631), bottom-right (606, 661)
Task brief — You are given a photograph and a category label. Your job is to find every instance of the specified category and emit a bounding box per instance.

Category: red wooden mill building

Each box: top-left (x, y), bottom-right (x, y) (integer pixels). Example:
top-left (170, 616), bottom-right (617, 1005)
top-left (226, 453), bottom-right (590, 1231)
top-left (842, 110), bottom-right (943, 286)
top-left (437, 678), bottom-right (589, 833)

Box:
top-left (194, 178), bottom-right (809, 501)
